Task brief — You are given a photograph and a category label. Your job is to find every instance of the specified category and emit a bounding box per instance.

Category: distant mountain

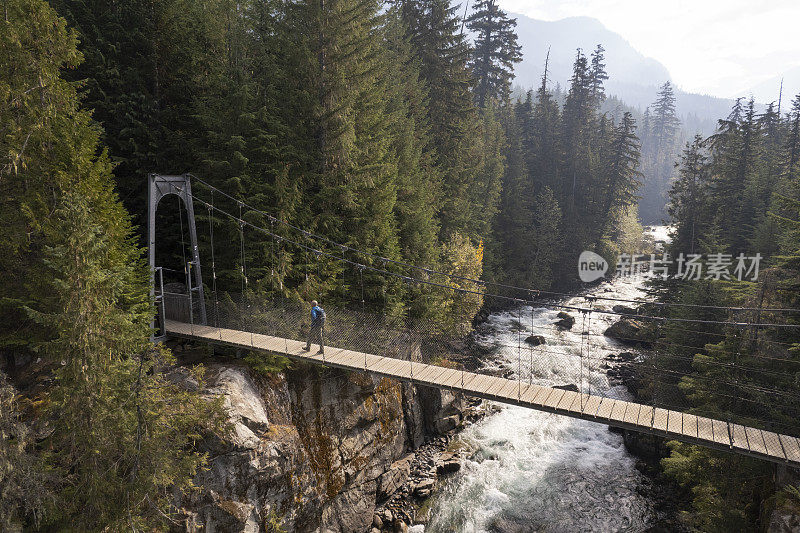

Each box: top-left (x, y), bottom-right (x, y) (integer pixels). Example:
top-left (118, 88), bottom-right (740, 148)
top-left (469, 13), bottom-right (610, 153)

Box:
top-left (511, 15), bottom-right (668, 92)
top-left (509, 14), bottom-right (734, 136)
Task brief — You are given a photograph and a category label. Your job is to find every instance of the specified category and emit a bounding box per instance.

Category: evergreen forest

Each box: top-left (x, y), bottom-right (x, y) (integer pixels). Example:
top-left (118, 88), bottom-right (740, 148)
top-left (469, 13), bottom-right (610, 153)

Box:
top-left (2, 0), bottom-right (800, 530)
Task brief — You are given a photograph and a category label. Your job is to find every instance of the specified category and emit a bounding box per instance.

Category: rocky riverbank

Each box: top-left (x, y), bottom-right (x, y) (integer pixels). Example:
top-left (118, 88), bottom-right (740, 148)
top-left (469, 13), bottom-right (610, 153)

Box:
top-left (371, 401), bottom-right (490, 532)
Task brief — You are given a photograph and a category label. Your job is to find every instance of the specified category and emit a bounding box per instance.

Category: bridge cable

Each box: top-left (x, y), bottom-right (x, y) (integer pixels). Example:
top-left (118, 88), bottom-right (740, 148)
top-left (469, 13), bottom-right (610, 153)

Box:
top-left (651, 321), bottom-right (663, 428)
top-left (175, 187), bottom-right (800, 435)
top-left (584, 298), bottom-right (594, 408)
top-left (178, 194), bottom-right (188, 274)
top-left (182, 189), bottom-right (800, 328)
top-left (271, 217), bottom-right (277, 338)
top-left (189, 174), bottom-right (800, 314)
top-left (381, 260), bottom-right (387, 318)
top-left (177, 195), bottom-right (194, 335)
top-left (579, 305), bottom-right (587, 408)
top-left (207, 191), bottom-right (221, 338)
top-left (517, 302), bottom-right (522, 400)
top-left (237, 203), bottom-right (253, 347)
top-left (359, 265), bottom-right (365, 312)
top-left (529, 300), bottom-right (535, 388)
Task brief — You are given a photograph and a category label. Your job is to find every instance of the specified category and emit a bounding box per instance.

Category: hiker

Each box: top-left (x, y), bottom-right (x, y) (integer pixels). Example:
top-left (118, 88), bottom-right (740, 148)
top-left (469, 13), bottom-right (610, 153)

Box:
top-left (304, 300), bottom-right (325, 354)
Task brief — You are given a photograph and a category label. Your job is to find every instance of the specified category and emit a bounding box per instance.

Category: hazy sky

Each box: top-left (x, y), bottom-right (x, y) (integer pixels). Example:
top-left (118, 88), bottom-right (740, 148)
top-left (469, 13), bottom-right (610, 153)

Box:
top-left (498, 0), bottom-right (800, 100)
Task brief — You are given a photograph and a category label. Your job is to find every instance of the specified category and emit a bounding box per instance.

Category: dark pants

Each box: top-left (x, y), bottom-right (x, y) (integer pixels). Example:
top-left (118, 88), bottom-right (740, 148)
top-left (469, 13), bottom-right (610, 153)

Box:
top-left (306, 324), bottom-right (324, 352)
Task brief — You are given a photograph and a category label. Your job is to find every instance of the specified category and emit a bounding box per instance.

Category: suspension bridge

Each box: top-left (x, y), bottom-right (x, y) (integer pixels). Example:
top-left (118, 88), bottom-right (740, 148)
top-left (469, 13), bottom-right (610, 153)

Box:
top-left (148, 174), bottom-right (800, 469)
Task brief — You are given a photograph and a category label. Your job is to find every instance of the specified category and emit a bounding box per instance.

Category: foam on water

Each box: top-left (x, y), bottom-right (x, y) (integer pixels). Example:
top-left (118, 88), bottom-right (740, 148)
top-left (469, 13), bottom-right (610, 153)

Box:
top-left (424, 275), bottom-right (659, 532)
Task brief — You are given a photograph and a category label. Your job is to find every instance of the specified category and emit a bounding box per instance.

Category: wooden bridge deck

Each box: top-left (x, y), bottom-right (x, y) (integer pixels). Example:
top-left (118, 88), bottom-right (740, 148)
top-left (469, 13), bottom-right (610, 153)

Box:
top-left (165, 320), bottom-right (800, 468)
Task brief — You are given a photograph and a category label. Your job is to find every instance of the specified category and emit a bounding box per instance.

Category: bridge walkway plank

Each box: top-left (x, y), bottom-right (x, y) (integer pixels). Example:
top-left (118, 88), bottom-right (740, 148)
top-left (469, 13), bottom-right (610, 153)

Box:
top-left (164, 320), bottom-right (800, 468)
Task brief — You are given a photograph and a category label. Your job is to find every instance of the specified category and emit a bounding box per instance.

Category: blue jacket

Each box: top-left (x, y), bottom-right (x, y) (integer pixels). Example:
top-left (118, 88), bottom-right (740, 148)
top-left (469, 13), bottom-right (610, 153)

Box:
top-left (310, 305), bottom-right (325, 326)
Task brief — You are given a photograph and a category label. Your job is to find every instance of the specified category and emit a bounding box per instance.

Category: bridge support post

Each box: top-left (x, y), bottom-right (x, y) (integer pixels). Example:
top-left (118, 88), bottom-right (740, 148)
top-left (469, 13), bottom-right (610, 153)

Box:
top-left (148, 174), bottom-right (207, 341)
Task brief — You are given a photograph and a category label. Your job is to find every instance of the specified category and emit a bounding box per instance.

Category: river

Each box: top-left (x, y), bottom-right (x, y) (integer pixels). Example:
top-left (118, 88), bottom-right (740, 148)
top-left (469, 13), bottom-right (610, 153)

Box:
top-left (422, 271), bottom-right (670, 532)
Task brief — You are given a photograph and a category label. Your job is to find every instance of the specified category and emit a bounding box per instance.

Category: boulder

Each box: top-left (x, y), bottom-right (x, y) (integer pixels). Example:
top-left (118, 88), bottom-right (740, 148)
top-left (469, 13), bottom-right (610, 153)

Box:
top-left (554, 311), bottom-right (575, 330)
top-left (435, 414), bottom-right (460, 433)
top-left (437, 459), bottom-right (461, 475)
top-left (767, 511), bottom-right (800, 533)
top-left (612, 304), bottom-right (638, 315)
top-left (414, 478), bottom-right (435, 498)
top-left (378, 454), bottom-right (414, 501)
top-left (622, 429), bottom-right (666, 462)
top-left (603, 318), bottom-right (654, 346)
top-left (205, 367), bottom-right (270, 449)
top-left (524, 335), bottom-right (546, 346)
top-left (606, 351), bottom-right (636, 363)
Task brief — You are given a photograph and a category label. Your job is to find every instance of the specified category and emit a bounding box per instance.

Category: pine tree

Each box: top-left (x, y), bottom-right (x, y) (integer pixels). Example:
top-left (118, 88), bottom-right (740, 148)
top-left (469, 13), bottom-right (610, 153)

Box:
top-left (399, 0), bottom-right (503, 245)
top-left (598, 112), bottom-right (643, 238)
top-left (466, 0), bottom-right (522, 108)
top-left (786, 95), bottom-right (800, 178)
top-left (50, 0), bottom-right (212, 234)
top-left (709, 98), bottom-right (762, 252)
top-left (0, 0), bottom-right (224, 527)
top-left (588, 44), bottom-right (609, 108)
top-left (384, 6), bottom-right (444, 319)
top-left (282, 0), bottom-right (407, 309)
top-left (668, 135), bottom-right (710, 254)
top-left (520, 53), bottom-right (562, 197)
top-left (650, 81), bottom-right (680, 151)
top-left (562, 49), bottom-right (593, 218)
top-left (637, 80), bottom-right (682, 224)
top-left (491, 108), bottom-right (531, 283)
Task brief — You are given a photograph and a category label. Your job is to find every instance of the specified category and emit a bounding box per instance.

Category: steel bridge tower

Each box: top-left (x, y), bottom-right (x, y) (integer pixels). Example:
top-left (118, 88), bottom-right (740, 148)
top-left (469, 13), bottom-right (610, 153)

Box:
top-left (147, 174), bottom-right (206, 341)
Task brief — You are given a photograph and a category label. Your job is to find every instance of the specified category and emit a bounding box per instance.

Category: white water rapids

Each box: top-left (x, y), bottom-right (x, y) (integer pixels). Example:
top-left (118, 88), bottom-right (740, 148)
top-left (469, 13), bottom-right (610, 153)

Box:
top-left (423, 275), bottom-right (665, 532)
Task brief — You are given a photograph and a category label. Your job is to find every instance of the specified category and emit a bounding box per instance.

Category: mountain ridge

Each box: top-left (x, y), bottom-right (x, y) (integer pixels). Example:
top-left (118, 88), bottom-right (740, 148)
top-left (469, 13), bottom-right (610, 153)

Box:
top-left (508, 13), bottom-right (734, 135)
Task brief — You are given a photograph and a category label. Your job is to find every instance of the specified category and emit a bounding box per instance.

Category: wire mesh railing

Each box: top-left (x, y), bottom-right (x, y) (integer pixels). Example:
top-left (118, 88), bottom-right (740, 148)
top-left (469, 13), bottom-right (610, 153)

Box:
top-left (152, 175), bottom-right (800, 464)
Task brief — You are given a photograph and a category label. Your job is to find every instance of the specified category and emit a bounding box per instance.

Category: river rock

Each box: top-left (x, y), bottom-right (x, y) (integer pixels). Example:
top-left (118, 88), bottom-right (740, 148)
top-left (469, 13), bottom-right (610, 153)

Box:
top-left (606, 351), bottom-right (636, 363)
top-left (508, 319), bottom-right (525, 331)
top-left (435, 414), bottom-right (460, 433)
top-left (414, 478), bottom-right (435, 497)
top-left (378, 454), bottom-right (414, 500)
top-left (555, 311), bottom-right (575, 330)
top-left (437, 459), bottom-right (461, 474)
top-left (612, 304), bottom-right (638, 315)
top-left (603, 318), bottom-right (654, 346)
top-left (767, 511), bottom-right (800, 533)
top-left (622, 429), bottom-right (665, 462)
top-left (436, 451), bottom-right (461, 474)
top-left (525, 335), bottom-right (546, 346)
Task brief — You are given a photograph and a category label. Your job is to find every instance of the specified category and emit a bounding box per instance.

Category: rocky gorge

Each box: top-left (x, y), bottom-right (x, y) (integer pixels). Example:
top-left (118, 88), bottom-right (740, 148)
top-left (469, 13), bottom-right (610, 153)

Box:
top-left (164, 278), bottom-right (800, 532)
top-left (168, 346), bottom-right (483, 532)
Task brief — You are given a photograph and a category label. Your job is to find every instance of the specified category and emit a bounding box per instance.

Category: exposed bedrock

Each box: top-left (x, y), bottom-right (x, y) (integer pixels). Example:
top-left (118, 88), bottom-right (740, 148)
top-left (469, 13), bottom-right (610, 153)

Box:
top-left (172, 361), bottom-right (469, 532)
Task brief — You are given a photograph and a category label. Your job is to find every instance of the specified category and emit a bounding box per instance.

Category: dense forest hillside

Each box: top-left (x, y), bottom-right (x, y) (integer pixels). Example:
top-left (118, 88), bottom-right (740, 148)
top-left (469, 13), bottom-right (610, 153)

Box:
top-left (0, 0), bottom-right (643, 527)
top-left (640, 94), bottom-right (800, 530)
top-left (2, 0), bottom-right (800, 530)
